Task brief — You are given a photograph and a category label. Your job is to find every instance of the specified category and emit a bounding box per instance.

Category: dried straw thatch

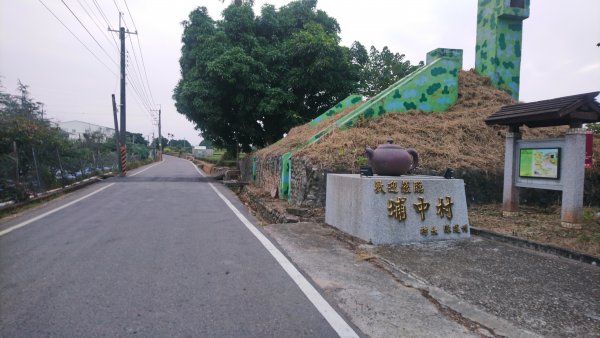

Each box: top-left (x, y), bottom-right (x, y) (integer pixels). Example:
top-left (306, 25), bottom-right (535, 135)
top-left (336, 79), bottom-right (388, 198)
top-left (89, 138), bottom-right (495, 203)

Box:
top-left (255, 103), bottom-right (364, 158)
top-left (256, 70), bottom-right (594, 172)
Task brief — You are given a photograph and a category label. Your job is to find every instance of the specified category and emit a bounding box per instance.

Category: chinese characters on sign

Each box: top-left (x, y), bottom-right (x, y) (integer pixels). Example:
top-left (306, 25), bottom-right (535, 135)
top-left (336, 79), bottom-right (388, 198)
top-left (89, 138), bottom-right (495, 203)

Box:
top-left (375, 180), bottom-right (468, 236)
top-left (387, 197), bottom-right (407, 221)
top-left (387, 181), bottom-right (399, 193)
top-left (421, 224), bottom-right (468, 237)
top-left (413, 181), bottom-right (424, 194)
top-left (436, 196), bottom-right (454, 220)
top-left (374, 180), bottom-right (425, 194)
top-left (374, 180), bottom-right (385, 193)
top-left (413, 197), bottom-right (430, 221)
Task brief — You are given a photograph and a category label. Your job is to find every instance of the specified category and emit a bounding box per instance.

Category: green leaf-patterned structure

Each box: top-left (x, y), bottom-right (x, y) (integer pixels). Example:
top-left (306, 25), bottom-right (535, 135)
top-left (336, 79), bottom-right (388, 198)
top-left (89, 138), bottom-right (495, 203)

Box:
top-left (276, 0), bottom-right (530, 199)
top-left (278, 48), bottom-right (463, 198)
top-left (475, 0), bottom-right (529, 100)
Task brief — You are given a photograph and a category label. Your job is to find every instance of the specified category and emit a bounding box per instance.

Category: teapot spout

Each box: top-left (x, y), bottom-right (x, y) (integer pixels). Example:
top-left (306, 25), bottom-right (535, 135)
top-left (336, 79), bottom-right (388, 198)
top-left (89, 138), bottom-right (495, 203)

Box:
top-left (365, 147), bottom-right (374, 160)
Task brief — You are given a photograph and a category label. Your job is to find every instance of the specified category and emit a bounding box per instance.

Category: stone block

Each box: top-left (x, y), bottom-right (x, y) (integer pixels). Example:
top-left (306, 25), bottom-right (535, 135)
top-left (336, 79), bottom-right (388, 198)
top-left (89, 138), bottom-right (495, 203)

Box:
top-left (325, 174), bottom-right (470, 245)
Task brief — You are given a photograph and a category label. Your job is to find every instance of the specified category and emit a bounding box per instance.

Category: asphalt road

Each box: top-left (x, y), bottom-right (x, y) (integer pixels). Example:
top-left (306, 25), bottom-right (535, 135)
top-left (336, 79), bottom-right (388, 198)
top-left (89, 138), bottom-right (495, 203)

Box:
top-left (0, 156), bottom-right (354, 337)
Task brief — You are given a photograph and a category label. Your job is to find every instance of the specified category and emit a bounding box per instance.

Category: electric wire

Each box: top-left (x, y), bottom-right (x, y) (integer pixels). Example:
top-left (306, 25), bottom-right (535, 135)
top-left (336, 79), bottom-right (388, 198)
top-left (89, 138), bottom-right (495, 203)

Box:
top-left (122, 0), bottom-right (137, 31)
top-left (127, 38), bottom-right (155, 108)
top-left (122, 0), bottom-right (157, 106)
top-left (125, 50), bottom-right (154, 114)
top-left (60, 0), bottom-right (118, 67)
top-left (134, 36), bottom-right (157, 106)
top-left (127, 78), bottom-right (155, 124)
top-left (77, 0), bottom-right (119, 53)
top-left (108, 0), bottom-right (157, 130)
top-left (127, 70), bottom-right (153, 115)
top-left (126, 59), bottom-right (156, 121)
top-left (41, 0), bottom-right (157, 134)
top-left (37, 0), bottom-right (118, 77)
top-left (112, 0), bottom-right (122, 16)
top-left (112, 0), bottom-right (157, 117)
top-left (91, 0), bottom-right (112, 28)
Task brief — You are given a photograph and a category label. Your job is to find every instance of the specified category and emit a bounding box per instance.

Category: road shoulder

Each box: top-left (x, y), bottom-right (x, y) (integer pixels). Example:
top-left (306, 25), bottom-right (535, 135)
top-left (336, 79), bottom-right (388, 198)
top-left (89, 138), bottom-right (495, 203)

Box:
top-left (260, 221), bottom-right (539, 337)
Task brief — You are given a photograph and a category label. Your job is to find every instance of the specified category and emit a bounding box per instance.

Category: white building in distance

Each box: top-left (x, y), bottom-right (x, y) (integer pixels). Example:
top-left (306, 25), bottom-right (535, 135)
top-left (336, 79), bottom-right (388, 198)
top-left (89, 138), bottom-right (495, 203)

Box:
top-left (56, 120), bottom-right (115, 141)
top-left (192, 146), bottom-right (214, 158)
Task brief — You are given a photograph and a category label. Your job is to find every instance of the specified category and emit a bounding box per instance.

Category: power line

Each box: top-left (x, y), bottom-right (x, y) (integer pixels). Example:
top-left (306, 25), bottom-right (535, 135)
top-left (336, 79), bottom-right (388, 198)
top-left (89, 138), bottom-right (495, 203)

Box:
top-left (135, 36), bottom-right (156, 105)
top-left (91, 0), bottom-right (112, 28)
top-left (124, 54), bottom-right (156, 122)
top-left (125, 51), bottom-right (154, 114)
top-left (37, 0), bottom-right (117, 77)
top-left (127, 39), bottom-right (155, 107)
top-left (127, 67), bottom-right (154, 115)
top-left (121, 0), bottom-right (157, 106)
top-left (60, 0), bottom-right (118, 67)
top-left (77, 0), bottom-right (119, 53)
top-left (112, 0), bottom-right (122, 16)
top-left (122, 0), bottom-right (137, 31)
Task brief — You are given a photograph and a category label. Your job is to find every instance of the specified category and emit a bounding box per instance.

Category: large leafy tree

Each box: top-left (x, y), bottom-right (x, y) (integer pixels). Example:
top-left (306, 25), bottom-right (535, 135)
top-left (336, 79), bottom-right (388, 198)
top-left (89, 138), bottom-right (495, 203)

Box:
top-left (355, 44), bottom-right (424, 97)
top-left (173, 0), bottom-right (361, 154)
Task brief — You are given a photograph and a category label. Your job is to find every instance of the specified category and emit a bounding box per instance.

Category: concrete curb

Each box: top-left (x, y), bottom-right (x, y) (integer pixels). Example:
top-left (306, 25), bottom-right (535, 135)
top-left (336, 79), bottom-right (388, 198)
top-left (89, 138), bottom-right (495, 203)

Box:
top-left (0, 176), bottom-right (109, 215)
top-left (470, 226), bottom-right (599, 266)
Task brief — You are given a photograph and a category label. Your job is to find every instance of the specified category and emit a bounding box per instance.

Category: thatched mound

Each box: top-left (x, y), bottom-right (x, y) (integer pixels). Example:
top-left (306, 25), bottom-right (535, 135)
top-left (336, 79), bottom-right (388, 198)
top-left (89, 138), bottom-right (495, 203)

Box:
top-left (255, 103), bottom-right (365, 158)
top-left (255, 69), bottom-right (596, 172)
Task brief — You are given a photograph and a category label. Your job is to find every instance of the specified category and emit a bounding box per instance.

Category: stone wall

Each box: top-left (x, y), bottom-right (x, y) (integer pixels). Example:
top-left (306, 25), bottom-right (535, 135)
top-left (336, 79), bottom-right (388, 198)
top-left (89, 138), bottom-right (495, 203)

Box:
top-left (241, 153), bottom-right (600, 208)
top-left (289, 157), bottom-right (329, 207)
top-left (240, 155), bottom-right (281, 196)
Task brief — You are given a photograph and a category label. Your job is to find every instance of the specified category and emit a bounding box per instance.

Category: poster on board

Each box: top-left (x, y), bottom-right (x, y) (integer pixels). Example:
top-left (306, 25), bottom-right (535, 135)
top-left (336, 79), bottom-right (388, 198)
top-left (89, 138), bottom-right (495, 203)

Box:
top-left (519, 148), bottom-right (561, 179)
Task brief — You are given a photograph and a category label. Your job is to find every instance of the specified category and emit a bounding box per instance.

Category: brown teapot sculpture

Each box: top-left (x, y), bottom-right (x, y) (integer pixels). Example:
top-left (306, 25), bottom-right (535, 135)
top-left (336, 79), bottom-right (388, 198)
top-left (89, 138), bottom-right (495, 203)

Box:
top-left (365, 139), bottom-right (419, 176)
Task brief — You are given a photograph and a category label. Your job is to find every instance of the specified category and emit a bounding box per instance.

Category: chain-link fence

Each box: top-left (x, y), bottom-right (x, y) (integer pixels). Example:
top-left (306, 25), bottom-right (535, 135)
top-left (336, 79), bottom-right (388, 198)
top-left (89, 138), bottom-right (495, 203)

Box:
top-left (1, 84), bottom-right (155, 203)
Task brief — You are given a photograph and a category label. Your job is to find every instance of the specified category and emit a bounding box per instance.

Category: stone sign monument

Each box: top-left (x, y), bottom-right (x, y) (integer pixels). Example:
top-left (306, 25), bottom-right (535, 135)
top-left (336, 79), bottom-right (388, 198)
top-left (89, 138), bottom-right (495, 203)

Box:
top-left (325, 174), bottom-right (470, 245)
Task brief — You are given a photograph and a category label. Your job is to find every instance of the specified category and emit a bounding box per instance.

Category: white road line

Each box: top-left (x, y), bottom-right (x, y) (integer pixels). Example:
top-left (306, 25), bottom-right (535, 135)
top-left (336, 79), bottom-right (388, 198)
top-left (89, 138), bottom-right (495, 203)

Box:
top-left (0, 183), bottom-right (115, 238)
top-left (0, 160), bottom-right (162, 237)
top-left (129, 160), bottom-right (163, 177)
top-left (189, 161), bottom-right (359, 338)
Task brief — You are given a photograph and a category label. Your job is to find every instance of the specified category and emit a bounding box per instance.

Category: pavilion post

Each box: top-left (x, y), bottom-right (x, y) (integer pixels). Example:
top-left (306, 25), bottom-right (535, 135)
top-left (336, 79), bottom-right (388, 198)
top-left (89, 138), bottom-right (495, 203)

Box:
top-left (560, 127), bottom-right (586, 227)
top-left (502, 126), bottom-right (521, 217)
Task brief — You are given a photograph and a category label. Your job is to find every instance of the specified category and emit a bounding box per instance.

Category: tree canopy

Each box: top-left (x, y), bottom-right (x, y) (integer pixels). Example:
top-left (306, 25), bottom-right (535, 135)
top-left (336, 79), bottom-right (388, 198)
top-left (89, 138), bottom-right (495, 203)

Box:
top-left (174, 0), bottom-right (422, 155)
top-left (173, 0), bottom-right (363, 154)
top-left (352, 43), bottom-right (424, 97)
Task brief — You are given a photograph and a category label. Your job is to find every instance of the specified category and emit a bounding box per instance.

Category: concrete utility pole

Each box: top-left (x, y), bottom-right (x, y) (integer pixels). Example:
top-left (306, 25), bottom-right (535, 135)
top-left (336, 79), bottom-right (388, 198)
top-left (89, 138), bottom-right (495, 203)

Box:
top-left (109, 13), bottom-right (136, 176)
top-left (111, 94), bottom-right (122, 174)
top-left (151, 105), bottom-right (162, 160)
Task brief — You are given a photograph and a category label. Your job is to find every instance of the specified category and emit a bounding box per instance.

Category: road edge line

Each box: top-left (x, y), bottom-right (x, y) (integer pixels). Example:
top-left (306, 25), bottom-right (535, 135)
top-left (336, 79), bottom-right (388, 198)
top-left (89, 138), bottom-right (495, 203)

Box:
top-left (189, 161), bottom-right (359, 338)
top-left (0, 183), bottom-right (115, 237)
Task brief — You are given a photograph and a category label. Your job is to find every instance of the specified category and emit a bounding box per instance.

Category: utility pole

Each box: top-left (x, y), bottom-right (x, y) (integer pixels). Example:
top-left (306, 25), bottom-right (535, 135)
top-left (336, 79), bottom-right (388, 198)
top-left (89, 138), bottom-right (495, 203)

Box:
top-left (111, 94), bottom-right (122, 174)
top-left (109, 13), bottom-right (136, 176)
top-left (151, 104), bottom-right (162, 160)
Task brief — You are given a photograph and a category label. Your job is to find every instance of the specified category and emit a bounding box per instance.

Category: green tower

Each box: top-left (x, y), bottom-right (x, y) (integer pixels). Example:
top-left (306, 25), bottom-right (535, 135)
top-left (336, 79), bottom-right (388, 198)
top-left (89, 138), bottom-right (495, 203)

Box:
top-left (475, 0), bottom-right (529, 100)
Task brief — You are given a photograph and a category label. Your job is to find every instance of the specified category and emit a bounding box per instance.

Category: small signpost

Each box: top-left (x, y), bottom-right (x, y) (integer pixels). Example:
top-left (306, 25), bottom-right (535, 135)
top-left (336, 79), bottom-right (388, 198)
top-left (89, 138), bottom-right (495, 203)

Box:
top-left (485, 92), bottom-right (600, 228)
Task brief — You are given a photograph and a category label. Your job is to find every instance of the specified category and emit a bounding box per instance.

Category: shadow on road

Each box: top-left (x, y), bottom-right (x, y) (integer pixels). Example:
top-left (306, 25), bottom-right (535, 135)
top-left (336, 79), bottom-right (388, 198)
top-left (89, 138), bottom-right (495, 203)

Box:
top-left (112, 176), bottom-right (215, 183)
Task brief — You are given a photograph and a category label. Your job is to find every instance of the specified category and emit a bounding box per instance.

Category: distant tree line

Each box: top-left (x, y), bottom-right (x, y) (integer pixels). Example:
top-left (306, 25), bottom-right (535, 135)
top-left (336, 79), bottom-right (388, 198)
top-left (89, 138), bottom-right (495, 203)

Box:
top-left (174, 0), bottom-right (421, 156)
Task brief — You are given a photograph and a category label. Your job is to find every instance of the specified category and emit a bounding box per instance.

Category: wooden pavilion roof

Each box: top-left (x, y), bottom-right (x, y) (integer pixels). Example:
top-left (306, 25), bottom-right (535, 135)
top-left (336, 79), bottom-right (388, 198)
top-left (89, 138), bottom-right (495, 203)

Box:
top-left (485, 92), bottom-right (600, 128)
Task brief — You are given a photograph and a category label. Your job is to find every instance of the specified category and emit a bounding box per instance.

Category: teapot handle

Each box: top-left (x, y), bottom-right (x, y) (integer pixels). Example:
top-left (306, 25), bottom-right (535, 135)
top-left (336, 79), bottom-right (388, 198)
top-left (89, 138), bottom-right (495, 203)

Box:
top-left (407, 148), bottom-right (419, 172)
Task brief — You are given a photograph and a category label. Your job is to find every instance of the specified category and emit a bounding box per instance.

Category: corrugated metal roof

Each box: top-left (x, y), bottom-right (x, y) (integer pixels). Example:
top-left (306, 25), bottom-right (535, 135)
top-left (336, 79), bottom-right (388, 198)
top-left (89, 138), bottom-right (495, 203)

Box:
top-left (485, 92), bottom-right (600, 128)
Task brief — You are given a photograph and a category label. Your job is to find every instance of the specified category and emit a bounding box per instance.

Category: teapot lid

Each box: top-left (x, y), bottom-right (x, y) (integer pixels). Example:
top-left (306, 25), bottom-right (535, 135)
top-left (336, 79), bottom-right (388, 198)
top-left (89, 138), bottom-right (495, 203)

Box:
top-left (377, 138), bottom-right (402, 149)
